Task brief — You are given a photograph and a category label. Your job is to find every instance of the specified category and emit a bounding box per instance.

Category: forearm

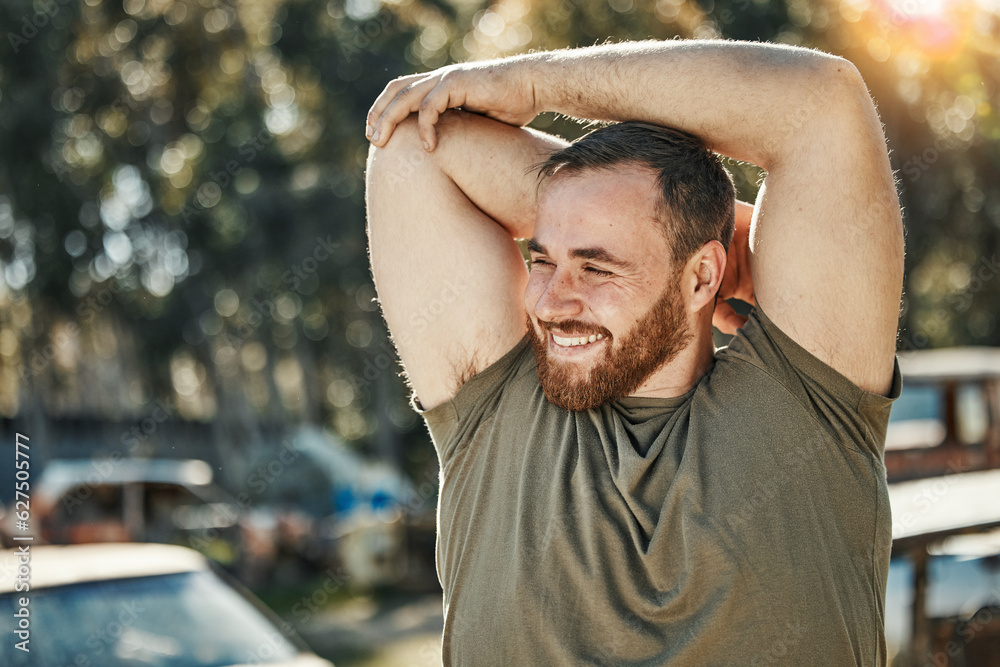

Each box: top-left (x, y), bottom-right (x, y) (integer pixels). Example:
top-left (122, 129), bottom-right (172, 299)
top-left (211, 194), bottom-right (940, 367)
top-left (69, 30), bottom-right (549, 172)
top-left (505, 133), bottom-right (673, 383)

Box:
top-left (429, 111), bottom-right (566, 239)
top-left (521, 40), bottom-right (865, 168)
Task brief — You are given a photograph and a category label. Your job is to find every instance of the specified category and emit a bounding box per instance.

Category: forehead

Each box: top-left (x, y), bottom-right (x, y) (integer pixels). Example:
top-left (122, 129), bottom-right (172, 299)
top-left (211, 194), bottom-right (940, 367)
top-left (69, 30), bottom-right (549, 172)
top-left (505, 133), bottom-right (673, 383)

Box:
top-left (534, 167), bottom-right (670, 263)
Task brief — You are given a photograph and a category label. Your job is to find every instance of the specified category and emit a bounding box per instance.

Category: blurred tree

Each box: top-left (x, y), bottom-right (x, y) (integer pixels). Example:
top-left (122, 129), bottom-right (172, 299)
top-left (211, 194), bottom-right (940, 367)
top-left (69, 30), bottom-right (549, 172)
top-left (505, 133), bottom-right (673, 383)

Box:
top-left (0, 0), bottom-right (997, 484)
top-left (0, 0), bottom-right (434, 478)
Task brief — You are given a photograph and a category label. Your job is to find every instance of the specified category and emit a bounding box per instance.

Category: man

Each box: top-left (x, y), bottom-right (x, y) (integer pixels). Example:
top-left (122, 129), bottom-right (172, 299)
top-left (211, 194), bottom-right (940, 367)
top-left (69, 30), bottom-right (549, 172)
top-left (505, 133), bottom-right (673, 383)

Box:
top-left (365, 39), bottom-right (903, 665)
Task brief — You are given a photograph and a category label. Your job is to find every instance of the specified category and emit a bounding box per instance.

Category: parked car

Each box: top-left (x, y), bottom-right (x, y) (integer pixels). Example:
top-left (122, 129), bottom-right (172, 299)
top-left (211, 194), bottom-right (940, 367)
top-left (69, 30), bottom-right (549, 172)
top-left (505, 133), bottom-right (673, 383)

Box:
top-left (0, 542), bottom-right (334, 666)
top-left (0, 458), bottom-right (243, 565)
top-left (886, 347), bottom-right (1000, 482)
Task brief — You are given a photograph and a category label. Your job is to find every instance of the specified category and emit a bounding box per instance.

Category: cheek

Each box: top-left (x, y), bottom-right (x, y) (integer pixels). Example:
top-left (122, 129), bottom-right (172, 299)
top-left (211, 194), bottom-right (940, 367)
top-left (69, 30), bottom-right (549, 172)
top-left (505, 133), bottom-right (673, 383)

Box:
top-left (588, 293), bottom-right (639, 335)
top-left (523, 274), bottom-right (546, 311)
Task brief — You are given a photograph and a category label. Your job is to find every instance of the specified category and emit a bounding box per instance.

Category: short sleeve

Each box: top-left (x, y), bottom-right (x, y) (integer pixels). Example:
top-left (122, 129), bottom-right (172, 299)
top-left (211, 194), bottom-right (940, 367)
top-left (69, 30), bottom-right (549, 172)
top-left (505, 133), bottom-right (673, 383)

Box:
top-left (415, 336), bottom-right (534, 463)
top-left (720, 305), bottom-right (901, 458)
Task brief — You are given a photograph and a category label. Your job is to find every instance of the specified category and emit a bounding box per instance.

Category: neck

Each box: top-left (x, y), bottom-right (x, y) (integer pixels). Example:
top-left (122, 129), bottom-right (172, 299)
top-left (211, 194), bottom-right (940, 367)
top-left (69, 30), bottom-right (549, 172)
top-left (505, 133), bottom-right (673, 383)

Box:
top-left (628, 318), bottom-right (716, 399)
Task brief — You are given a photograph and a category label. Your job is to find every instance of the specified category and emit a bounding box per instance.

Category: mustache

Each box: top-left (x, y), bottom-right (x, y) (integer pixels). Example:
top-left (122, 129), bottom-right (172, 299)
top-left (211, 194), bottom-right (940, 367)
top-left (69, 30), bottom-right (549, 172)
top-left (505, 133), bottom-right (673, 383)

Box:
top-left (534, 317), bottom-right (612, 338)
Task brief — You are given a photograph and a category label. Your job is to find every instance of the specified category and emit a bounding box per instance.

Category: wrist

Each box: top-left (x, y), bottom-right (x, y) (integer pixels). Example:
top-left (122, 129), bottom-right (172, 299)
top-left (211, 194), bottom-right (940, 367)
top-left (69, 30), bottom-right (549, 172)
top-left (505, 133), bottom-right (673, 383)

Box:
top-left (516, 51), bottom-right (560, 117)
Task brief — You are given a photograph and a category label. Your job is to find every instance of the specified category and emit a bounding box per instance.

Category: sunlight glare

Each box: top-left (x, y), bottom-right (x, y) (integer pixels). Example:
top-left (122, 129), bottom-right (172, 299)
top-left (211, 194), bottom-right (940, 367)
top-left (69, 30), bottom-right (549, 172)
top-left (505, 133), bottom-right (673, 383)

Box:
top-left (887, 0), bottom-right (953, 18)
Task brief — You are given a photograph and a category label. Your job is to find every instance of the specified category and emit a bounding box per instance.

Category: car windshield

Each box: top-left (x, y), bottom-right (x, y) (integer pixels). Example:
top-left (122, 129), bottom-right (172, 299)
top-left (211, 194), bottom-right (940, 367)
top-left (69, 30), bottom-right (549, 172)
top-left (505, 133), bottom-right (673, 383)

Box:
top-left (886, 381), bottom-right (989, 450)
top-left (886, 384), bottom-right (945, 450)
top-left (0, 570), bottom-right (300, 666)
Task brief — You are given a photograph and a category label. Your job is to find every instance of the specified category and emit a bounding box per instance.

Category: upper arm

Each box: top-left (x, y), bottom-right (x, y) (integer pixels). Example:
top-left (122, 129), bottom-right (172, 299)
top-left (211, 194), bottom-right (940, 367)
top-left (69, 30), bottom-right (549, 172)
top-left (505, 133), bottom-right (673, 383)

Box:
top-left (749, 60), bottom-right (904, 396)
top-left (366, 112), bottom-right (564, 410)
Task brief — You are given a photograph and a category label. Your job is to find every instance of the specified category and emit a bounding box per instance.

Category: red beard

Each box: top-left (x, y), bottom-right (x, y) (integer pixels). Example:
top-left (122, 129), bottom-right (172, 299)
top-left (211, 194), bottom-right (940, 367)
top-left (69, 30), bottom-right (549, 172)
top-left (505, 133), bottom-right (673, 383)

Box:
top-left (527, 282), bottom-right (692, 411)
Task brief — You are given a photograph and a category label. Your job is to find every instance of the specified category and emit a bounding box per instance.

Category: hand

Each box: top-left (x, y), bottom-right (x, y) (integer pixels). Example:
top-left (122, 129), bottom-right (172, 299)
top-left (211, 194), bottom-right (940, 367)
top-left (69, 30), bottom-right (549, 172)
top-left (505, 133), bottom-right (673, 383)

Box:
top-left (713, 200), bottom-right (756, 335)
top-left (365, 57), bottom-right (542, 151)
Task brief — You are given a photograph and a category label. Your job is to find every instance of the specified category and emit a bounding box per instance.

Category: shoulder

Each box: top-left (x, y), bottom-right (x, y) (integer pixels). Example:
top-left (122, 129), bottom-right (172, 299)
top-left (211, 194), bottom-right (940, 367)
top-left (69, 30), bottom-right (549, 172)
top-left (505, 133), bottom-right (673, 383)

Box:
top-left (708, 306), bottom-right (900, 455)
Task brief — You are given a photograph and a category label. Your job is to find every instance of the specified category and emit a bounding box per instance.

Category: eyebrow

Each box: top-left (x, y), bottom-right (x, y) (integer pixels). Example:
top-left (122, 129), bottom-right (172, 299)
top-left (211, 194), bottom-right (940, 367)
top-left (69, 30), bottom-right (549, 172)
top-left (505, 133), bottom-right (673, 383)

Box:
top-left (527, 239), bottom-right (634, 270)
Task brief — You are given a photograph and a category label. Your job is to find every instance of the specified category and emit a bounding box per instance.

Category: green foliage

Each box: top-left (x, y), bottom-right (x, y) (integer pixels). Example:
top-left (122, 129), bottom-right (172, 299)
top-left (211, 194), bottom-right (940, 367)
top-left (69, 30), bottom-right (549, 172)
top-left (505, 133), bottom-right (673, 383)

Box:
top-left (0, 0), bottom-right (997, 461)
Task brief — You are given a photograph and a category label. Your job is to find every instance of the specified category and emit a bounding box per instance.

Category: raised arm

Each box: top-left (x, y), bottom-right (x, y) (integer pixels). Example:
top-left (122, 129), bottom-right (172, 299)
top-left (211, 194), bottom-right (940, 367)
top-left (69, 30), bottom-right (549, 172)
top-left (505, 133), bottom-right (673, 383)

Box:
top-left (366, 111), bottom-right (566, 410)
top-left (367, 40), bottom-right (904, 395)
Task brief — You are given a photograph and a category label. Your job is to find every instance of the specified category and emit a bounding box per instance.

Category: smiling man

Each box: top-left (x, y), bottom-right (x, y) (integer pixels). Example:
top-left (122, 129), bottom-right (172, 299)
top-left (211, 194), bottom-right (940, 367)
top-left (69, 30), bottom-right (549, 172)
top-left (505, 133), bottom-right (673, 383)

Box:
top-left (365, 39), bottom-right (903, 665)
top-left (524, 122), bottom-right (733, 412)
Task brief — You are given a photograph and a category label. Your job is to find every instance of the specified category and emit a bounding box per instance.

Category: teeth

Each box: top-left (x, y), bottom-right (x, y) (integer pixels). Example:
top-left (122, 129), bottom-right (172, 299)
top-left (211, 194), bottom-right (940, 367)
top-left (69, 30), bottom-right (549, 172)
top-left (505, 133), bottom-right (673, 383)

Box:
top-left (552, 333), bottom-right (605, 347)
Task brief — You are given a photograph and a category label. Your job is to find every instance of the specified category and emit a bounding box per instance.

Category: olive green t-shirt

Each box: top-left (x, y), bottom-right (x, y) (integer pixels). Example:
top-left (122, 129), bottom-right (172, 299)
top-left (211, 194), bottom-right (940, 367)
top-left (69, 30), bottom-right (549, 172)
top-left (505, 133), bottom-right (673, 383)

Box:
top-left (418, 307), bottom-right (900, 666)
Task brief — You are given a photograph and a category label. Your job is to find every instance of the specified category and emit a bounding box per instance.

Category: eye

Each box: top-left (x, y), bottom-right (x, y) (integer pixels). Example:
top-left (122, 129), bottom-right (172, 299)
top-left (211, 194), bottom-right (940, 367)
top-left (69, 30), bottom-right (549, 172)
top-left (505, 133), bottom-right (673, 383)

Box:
top-left (585, 266), bottom-right (613, 277)
top-left (529, 258), bottom-right (552, 268)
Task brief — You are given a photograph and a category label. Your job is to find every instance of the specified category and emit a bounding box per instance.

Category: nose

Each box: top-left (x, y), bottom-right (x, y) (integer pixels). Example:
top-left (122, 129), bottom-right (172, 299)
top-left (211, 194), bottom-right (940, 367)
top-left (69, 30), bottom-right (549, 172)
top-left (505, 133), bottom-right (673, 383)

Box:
top-left (530, 269), bottom-right (585, 323)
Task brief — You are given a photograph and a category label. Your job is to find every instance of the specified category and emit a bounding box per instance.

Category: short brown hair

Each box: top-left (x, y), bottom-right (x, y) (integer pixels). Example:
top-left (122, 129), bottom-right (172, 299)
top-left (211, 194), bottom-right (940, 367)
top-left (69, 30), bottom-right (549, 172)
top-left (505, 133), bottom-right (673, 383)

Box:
top-left (535, 122), bottom-right (735, 263)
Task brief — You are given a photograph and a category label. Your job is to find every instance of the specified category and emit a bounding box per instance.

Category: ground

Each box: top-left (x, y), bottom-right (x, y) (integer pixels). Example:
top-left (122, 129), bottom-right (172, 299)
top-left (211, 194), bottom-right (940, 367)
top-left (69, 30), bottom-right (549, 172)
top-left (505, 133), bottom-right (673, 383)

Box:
top-left (266, 584), bottom-right (445, 667)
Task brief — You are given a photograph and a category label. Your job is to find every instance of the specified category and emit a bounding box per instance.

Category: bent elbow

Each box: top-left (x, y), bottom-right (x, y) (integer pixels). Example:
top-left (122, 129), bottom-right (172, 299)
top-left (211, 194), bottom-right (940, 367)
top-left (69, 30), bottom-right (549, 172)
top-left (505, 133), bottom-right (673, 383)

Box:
top-left (766, 54), bottom-right (883, 167)
top-left (818, 55), bottom-right (878, 118)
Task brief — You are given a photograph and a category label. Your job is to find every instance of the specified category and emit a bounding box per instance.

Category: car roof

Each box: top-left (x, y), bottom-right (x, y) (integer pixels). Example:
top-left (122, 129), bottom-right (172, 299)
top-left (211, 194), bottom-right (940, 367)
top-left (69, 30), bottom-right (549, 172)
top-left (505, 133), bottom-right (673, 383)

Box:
top-left (889, 469), bottom-right (1000, 550)
top-left (34, 458), bottom-right (214, 504)
top-left (0, 542), bottom-right (208, 594)
top-left (898, 346), bottom-right (1000, 382)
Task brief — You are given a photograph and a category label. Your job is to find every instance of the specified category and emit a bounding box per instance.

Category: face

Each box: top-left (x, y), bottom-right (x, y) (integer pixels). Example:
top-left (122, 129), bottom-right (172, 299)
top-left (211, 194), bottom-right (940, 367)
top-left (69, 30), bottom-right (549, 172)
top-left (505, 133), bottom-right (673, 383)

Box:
top-left (525, 168), bottom-right (693, 411)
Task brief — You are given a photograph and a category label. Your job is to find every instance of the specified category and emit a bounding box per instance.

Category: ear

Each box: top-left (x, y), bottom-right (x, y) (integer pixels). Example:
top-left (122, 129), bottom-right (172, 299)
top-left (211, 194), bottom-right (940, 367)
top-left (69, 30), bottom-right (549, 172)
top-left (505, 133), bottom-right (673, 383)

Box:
top-left (684, 240), bottom-right (727, 313)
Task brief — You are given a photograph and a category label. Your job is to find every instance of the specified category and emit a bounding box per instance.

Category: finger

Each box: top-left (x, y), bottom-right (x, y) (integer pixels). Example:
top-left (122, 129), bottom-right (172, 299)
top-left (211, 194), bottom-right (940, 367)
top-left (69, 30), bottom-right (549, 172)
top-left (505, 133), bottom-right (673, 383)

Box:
top-left (712, 300), bottom-right (737, 333)
top-left (712, 301), bottom-right (748, 336)
top-left (417, 78), bottom-right (466, 151)
top-left (370, 75), bottom-right (440, 146)
top-left (366, 75), bottom-right (423, 138)
top-left (716, 313), bottom-right (748, 336)
top-left (370, 77), bottom-right (434, 145)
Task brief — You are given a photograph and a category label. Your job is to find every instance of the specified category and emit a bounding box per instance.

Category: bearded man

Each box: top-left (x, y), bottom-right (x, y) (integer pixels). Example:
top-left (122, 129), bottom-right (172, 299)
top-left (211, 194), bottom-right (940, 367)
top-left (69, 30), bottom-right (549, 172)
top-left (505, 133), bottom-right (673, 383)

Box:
top-left (365, 39), bottom-right (903, 665)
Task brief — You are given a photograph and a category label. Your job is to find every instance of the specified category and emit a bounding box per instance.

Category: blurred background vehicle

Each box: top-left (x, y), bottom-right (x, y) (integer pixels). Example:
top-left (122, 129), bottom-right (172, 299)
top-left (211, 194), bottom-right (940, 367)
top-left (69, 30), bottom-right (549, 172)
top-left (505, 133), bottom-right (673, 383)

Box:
top-left (0, 458), bottom-right (238, 548)
top-left (0, 427), bottom-right (439, 592)
top-left (886, 347), bottom-right (1000, 481)
top-left (0, 542), bottom-right (334, 667)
